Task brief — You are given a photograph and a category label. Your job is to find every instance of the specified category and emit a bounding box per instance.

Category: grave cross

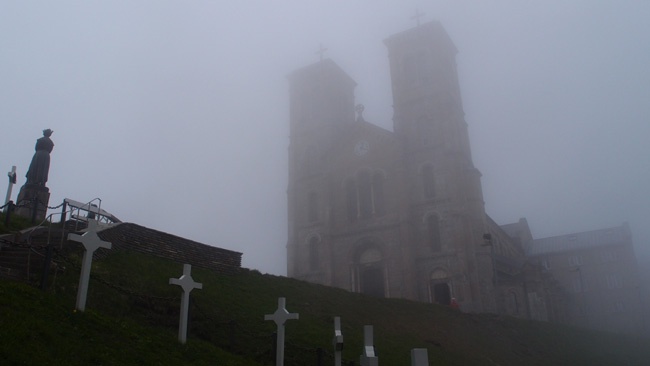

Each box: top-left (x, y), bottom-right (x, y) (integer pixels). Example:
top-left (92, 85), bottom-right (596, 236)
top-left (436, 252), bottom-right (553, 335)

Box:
top-left (4, 165), bottom-right (16, 207)
top-left (411, 8), bottom-right (425, 27)
top-left (264, 297), bottom-right (299, 366)
top-left (411, 348), bottom-right (429, 366)
top-left (67, 219), bottom-right (112, 312)
top-left (333, 316), bottom-right (344, 366)
top-left (360, 325), bottom-right (378, 366)
top-left (169, 264), bottom-right (203, 344)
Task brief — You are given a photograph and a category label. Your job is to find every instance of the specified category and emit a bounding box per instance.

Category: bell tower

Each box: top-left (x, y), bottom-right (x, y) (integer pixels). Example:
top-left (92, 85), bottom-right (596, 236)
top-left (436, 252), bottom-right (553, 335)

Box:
top-left (384, 21), bottom-right (495, 312)
top-left (286, 59), bottom-right (356, 280)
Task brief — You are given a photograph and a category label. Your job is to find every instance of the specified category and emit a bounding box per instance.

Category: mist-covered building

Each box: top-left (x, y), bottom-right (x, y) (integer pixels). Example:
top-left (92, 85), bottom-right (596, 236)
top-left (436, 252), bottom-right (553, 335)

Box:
top-left (285, 21), bottom-right (644, 334)
top-left (523, 223), bottom-right (645, 334)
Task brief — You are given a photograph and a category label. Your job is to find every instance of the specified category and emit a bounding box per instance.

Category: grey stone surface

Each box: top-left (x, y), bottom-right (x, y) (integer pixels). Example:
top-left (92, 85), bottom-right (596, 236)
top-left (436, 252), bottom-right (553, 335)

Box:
top-left (410, 348), bottom-right (429, 366)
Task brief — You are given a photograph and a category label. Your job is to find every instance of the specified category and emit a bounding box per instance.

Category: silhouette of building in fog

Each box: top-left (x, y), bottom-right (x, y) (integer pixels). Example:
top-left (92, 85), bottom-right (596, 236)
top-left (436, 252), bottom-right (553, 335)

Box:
top-left (285, 21), bottom-right (644, 334)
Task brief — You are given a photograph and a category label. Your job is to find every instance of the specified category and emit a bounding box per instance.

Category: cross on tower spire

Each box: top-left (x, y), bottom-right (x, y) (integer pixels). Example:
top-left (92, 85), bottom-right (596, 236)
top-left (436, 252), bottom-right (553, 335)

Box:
top-left (316, 43), bottom-right (327, 62)
top-left (411, 8), bottom-right (425, 26)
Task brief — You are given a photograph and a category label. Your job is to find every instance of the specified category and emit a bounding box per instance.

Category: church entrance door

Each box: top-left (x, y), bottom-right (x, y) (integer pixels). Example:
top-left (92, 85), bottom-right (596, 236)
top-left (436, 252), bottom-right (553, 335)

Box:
top-left (361, 266), bottom-right (385, 297)
top-left (432, 282), bottom-right (451, 305)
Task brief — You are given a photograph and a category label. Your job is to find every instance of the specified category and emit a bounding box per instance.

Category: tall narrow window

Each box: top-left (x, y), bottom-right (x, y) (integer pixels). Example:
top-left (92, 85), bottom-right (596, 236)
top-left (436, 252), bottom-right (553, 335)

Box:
top-left (372, 173), bottom-right (385, 215)
top-left (309, 237), bottom-right (319, 271)
top-left (346, 180), bottom-right (357, 221)
top-left (427, 215), bottom-right (442, 252)
top-left (422, 165), bottom-right (435, 198)
top-left (358, 171), bottom-right (372, 219)
top-left (308, 191), bottom-right (318, 222)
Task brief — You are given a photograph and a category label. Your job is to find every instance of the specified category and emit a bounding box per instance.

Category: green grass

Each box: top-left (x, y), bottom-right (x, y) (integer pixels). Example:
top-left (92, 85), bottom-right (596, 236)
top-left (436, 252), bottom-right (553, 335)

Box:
top-left (1, 247), bottom-right (649, 365)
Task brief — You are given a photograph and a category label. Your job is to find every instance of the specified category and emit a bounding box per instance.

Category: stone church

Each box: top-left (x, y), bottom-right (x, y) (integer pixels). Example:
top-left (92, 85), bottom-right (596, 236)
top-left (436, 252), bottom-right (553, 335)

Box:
top-left (286, 20), bottom-right (645, 332)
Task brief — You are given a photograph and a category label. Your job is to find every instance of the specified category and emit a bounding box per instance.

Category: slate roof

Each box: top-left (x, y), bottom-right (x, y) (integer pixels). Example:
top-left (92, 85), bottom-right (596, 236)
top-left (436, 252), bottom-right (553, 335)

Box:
top-left (527, 223), bottom-right (630, 257)
top-left (95, 223), bottom-right (242, 274)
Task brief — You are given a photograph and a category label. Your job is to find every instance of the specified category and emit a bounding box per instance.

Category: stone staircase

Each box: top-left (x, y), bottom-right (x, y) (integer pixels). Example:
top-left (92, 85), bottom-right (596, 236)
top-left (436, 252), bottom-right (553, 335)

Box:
top-left (0, 227), bottom-right (67, 283)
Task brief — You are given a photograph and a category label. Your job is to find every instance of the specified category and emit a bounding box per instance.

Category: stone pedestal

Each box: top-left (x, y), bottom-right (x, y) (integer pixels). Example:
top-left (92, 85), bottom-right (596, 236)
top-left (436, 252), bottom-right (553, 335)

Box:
top-left (15, 184), bottom-right (50, 222)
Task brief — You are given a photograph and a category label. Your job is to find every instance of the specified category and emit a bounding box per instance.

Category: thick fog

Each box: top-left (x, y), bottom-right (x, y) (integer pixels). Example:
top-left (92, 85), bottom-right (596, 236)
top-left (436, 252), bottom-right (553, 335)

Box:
top-left (2, 1), bottom-right (649, 276)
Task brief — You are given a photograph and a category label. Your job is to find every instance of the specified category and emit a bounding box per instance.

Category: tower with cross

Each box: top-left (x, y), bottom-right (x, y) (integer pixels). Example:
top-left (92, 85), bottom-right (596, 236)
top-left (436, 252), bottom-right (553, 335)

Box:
top-left (286, 19), bottom-right (498, 313)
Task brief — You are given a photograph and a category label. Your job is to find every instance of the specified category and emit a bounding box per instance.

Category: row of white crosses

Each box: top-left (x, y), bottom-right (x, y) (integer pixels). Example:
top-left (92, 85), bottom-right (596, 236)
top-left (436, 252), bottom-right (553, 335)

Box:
top-left (264, 297), bottom-right (431, 366)
top-left (68, 220), bottom-right (430, 363)
top-left (67, 219), bottom-right (203, 344)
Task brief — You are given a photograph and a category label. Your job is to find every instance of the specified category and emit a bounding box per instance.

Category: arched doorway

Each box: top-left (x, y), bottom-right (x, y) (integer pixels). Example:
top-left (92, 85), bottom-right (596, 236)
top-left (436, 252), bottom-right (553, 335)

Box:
top-left (358, 248), bottom-right (385, 298)
top-left (432, 283), bottom-right (451, 305)
top-left (429, 269), bottom-right (451, 305)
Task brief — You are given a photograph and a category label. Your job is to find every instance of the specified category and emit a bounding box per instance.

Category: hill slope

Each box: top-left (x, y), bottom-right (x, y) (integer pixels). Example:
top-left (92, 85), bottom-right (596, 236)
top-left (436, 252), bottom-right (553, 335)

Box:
top-left (1, 248), bottom-right (648, 365)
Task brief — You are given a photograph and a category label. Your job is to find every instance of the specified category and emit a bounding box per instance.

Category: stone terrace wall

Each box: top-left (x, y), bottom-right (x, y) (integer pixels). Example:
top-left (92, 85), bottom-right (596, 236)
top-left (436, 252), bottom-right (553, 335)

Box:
top-left (95, 223), bottom-right (242, 275)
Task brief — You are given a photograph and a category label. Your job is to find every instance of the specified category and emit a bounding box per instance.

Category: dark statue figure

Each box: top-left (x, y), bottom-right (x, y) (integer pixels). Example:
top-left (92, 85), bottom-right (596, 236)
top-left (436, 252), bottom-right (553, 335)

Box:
top-left (25, 129), bottom-right (54, 186)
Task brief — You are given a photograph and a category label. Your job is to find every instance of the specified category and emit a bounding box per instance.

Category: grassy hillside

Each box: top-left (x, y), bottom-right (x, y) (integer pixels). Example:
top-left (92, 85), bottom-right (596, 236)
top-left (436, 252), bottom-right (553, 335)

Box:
top-left (1, 246), bottom-right (649, 365)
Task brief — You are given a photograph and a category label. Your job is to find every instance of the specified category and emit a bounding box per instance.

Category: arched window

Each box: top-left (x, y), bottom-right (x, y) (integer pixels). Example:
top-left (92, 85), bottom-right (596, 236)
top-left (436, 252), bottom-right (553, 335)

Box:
top-left (427, 214), bottom-right (442, 252)
top-left (358, 171), bottom-right (373, 219)
top-left (346, 180), bottom-right (357, 221)
top-left (422, 164), bottom-right (435, 198)
top-left (346, 170), bottom-right (386, 221)
top-left (309, 236), bottom-right (319, 271)
top-left (372, 173), bottom-right (385, 215)
top-left (308, 191), bottom-right (318, 222)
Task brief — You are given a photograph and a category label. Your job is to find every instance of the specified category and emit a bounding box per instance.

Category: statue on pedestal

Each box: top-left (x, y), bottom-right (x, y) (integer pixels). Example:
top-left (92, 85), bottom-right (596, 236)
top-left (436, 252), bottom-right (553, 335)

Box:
top-left (15, 129), bottom-right (54, 221)
top-left (25, 129), bottom-right (54, 186)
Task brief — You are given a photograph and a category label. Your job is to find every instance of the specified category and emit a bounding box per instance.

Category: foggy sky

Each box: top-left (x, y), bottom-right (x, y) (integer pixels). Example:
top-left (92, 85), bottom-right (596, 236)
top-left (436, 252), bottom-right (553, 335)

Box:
top-left (2, 1), bottom-right (649, 275)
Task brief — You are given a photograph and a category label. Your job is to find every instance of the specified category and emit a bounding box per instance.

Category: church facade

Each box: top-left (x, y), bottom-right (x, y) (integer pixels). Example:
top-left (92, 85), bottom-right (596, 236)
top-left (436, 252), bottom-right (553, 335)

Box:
top-left (286, 21), bottom-right (517, 314)
top-left (286, 20), bottom-right (644, 333)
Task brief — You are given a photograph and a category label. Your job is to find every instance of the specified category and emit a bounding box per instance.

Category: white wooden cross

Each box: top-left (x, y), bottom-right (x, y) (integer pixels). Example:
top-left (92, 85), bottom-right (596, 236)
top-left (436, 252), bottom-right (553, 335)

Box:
top-left (67, 219), bottom-right (112, 312)
top-left (360, 325), bottom-right (378, 366)
top-left (169, 263), bottom-right (203, 344)
top-left (4, 165), bottom-right (16, 207)
top-left (411, 348), bottom-right (429, 366)
top-left (264, 297), bottom-right (299, 366)
top-left (333, 316), bottom-right (344, 366)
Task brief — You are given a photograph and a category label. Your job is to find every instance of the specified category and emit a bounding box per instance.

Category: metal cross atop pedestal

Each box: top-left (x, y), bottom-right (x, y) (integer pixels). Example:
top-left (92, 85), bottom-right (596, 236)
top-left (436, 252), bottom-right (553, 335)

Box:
top-left (169, 264), bottom-right (203, 344)
top-left (411, 8), bottom-right (425, 26)
top-left (4, 166), bottom-right (16, 207)
top-left (265, 297), bottom-right (299, 366)
top-left (360, 325), bottom-right (378, 366)
top-left (67, 219), bottom-right (112, 312)
top-left (333, 316), bottom-right (344, 366)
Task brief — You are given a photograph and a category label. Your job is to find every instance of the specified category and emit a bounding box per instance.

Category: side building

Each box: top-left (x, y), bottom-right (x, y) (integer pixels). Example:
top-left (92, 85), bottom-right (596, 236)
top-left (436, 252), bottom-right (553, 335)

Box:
top-left (526, 223), bottom-right (645, 335)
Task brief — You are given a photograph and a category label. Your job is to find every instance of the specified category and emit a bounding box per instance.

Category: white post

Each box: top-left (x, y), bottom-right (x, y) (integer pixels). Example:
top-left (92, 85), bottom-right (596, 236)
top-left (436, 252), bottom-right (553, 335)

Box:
top-left (4, 166), bottom-right (16, 207)
top-left (264, 297), bottom-right (299, 366)
top-left (360, 325), bottom-right (378, 366)
top-left (67, 220), bottom-right (112, 312)
top-left (169, 264), bottom-right (203, 344)
top-left (333, 317), bottom-right (344, 366)
top-left (411, 348), bottom-right (429, 366)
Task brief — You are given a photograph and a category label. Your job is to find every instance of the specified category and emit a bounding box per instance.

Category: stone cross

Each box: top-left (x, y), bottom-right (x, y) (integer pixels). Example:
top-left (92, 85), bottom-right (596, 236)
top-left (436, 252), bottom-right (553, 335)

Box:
top-left (360, 325), bottom-right (378, 366)
top-left (169, 263), bottom-right (203, 344)
top-left (411, 348), bottom-right (429, 366)
top-left (411, 8), bottom-right (425, 26)
top-left (333, 316), bottom-right (344, 366)
top-left (4, 165), bottom-right (16, 207)
top-left (264, 297), bottom-right (299, 366)
top-left (67, 219), bottom-right (112, 312)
